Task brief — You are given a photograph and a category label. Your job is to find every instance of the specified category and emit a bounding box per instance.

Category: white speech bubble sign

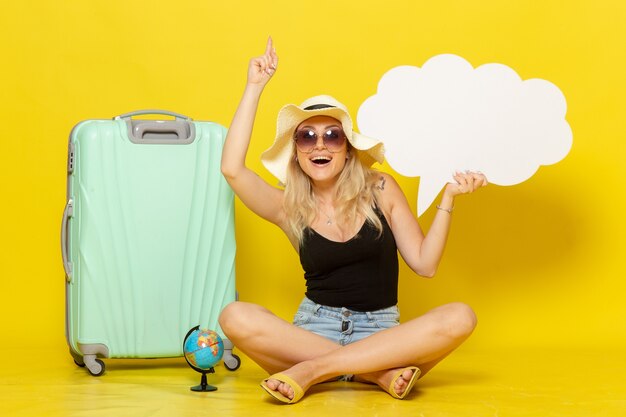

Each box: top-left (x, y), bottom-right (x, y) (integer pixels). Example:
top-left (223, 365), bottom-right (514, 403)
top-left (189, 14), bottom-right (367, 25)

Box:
top-left (357, 54), bottom-right (572, 216)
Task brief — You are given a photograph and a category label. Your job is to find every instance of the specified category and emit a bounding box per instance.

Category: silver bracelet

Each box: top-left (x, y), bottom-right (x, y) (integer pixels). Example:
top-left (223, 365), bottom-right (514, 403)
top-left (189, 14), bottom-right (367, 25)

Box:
top-left (436, 204), bottom-right (454, 213)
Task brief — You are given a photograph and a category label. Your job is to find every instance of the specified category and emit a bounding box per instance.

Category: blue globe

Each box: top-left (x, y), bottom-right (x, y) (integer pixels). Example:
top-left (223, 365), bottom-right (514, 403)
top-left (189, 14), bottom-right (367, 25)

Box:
top-left (183, 328), bottom-right (224, 370)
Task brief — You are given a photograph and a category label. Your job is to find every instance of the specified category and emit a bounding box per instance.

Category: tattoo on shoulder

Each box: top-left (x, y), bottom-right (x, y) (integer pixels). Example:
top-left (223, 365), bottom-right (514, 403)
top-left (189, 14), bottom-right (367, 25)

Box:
top-left (377, 176), bottom-right (386, 190)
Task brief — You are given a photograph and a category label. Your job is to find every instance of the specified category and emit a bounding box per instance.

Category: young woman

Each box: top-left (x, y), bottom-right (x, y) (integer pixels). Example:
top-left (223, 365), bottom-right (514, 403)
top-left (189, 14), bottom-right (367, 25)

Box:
top-left (219, 38), bottom-right (488, 404)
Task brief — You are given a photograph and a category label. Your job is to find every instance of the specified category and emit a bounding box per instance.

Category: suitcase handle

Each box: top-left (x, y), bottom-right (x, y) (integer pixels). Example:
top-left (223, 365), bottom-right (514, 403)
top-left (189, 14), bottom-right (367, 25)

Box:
top-left (115, 110), bottom-right (197, 144)
top-left (61, 199), bottom-right (73, 282)
top-left (114, 109), bottom-right (191, 121)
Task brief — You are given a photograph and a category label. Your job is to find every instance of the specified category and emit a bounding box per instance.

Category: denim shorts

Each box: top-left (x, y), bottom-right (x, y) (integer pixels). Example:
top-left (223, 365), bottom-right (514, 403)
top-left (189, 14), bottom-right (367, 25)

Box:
top-left (292, 297), bottom-right (400, 346)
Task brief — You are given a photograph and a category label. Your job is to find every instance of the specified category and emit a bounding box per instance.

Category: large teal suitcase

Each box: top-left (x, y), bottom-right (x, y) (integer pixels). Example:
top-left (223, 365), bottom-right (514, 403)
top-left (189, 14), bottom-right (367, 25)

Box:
top-left (61, 110), bottom-right (239, 376)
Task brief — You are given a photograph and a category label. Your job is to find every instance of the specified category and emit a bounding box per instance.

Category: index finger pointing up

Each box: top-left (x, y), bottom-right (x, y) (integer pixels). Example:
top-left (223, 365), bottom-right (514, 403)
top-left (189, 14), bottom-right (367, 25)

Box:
top-left (265, 36), bottom-right (273, 55)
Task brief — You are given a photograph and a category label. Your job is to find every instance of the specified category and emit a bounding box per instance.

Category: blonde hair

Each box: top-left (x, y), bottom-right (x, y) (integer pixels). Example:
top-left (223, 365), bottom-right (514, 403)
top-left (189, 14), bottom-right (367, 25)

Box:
top-left (283, 144), bottom-right (383, 245)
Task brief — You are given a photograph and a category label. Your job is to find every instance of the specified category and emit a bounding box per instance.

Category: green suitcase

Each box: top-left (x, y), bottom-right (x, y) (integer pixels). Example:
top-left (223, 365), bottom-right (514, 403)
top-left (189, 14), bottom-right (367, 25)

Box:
top-left (61, 110), bottom-right (239, 376)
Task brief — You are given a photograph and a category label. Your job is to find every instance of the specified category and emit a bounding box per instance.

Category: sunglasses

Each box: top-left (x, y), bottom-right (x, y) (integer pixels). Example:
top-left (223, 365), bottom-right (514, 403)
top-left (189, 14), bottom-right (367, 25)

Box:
top-left (293, 127), bottom-right (347, 153)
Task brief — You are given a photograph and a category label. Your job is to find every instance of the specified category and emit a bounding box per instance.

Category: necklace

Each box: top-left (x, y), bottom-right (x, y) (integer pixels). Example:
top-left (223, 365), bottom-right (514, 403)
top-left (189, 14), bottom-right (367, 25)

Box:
top-left (319, 208), bottom-right (333, 226)
top-left (317, 204), bottom-right (334, 226)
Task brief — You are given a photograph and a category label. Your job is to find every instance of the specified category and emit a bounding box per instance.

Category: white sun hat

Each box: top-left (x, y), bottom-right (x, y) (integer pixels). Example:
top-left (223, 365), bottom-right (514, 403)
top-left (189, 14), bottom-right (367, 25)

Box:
top-left (260, 95), bottom-right (385, 185)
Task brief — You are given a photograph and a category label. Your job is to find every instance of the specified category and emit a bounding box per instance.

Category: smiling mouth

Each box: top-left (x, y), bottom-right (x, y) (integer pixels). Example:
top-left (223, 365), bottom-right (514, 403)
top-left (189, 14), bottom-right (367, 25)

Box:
top-left (310, 156), bottom-right (332, 166)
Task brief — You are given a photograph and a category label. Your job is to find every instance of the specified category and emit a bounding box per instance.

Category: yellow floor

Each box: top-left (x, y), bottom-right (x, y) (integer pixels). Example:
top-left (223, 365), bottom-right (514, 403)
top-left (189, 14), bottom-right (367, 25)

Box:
top-left (1, 347), bottom-right (624, 416)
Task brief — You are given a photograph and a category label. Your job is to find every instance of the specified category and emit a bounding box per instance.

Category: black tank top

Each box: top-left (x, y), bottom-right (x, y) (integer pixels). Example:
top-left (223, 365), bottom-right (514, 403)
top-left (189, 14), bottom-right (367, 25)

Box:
top-left (299, 209), bottom-right (398, 311)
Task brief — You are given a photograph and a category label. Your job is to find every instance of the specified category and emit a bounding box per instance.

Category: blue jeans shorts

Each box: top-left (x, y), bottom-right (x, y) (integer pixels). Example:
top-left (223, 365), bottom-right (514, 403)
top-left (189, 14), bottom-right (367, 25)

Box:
top-left (292, 297), bottom-right (400, 346)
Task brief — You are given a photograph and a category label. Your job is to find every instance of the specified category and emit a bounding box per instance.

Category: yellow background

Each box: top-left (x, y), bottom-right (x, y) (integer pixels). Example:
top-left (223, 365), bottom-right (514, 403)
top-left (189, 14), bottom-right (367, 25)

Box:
top-left (1, 0), bottom-right (624, 353)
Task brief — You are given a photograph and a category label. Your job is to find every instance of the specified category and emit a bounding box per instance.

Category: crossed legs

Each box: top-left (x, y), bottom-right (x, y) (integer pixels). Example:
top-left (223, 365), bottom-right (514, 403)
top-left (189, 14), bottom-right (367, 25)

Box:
top-left (219, 301), bottom-right (476, 401)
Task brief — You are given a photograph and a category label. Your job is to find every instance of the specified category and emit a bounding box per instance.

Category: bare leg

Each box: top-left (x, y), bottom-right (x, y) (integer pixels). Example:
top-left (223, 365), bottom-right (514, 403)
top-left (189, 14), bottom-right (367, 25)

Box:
top-left (219, 301), bottom-right (417, 397)
top-left (254, 302), bottom-right (477, 400)
top-left (219, 301), bottom-right (476, 400)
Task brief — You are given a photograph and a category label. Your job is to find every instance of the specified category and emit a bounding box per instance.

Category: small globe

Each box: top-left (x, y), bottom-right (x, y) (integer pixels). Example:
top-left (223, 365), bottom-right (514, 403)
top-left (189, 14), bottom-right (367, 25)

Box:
top-left (183, 328), bottom-right (224, 371)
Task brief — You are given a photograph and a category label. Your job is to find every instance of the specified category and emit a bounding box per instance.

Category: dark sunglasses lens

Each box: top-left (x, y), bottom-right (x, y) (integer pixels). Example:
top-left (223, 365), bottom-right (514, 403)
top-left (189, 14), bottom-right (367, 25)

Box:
top-left (323, 128), bottom-right (345, 150)
top-left (295, 129), bottom-right (317, 150)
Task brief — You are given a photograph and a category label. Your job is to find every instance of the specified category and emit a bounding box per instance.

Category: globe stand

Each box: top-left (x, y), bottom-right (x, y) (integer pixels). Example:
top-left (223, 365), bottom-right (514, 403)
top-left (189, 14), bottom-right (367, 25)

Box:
top-left (190, 367), bottom-right (218, 392)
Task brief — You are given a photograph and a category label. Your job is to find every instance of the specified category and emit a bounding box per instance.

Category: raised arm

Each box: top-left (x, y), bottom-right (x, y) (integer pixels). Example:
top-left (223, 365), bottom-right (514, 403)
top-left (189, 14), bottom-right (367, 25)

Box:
top-left (381, 171), bottom-right (488, 277)
top-left (221, 38), bottom-right (285, 225)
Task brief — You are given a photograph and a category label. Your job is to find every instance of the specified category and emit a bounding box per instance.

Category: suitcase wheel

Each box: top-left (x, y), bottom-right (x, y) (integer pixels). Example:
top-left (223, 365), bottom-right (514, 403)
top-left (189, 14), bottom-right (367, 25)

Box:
top-left (224, 354), bottom-right (241, 371)
top-left (84, 356), bottom-right (106, 377)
